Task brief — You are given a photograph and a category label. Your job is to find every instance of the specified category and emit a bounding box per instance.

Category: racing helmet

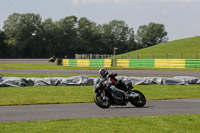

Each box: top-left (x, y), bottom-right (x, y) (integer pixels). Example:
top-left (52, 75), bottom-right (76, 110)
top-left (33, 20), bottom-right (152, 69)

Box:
top-left (99, 68), bottom-right (108, 78)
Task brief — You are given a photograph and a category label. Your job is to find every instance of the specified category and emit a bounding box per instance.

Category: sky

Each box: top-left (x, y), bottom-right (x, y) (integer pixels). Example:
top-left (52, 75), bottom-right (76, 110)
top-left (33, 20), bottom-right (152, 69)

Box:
top-left (0, 0), bottom-right (200, 41)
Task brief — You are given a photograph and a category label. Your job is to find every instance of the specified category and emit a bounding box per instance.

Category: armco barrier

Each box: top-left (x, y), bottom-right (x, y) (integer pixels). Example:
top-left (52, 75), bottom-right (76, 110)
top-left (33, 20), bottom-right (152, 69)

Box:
top-left (63, 59), bottom-right (200, 68)
top-left (90, 59), bottom-right (104, 67)
top-left (63, 59), bottom-right (112, 67)
top-left (117, 59), bottom-right (154, 68)
top-left (77, 59), bottom-right (90, 67)
top-left (117, 59), bottom-right (200, 68)
top-left (154, 59), bottom-right (185, 68)
top-left (186, 59), bottom-right (200, 68)
top-left (69, 59), bottom-right (77, 66)
top-left (104, 59), bottom-right (113, 67)
top-left (130, 59), bottom-right (154, 68)
top-left (62, 59), bottom-right (69, 66)
top-left (117, 59), bottom-right (129, 68)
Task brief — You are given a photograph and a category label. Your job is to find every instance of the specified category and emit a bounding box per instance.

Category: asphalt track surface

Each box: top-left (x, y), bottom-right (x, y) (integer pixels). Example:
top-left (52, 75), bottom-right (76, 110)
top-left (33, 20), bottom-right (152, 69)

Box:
top-left (1, 69), bottom-right (200, 77)
top-left (0, 99), bottom-right (200, 122)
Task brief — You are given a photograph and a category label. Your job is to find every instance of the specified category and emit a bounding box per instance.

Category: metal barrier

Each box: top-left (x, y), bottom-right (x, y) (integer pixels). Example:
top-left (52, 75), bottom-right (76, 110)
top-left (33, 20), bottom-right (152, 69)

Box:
top-left (63, 59), bottom-right (112, 67)
top-left (117, 59), bottom-right (200, 68)
top-left (63, 59), bottom-right (200, 68)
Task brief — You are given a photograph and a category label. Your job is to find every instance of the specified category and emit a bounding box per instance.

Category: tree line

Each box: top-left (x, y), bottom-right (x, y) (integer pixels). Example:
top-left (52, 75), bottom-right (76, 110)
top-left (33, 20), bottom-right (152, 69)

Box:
top-left (0, 13), bottom-right (168, 58)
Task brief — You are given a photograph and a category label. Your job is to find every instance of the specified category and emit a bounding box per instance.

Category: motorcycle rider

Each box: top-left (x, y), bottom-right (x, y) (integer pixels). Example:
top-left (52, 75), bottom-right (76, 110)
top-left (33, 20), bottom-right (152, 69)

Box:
top-left (98, 68), bottom-right (132, 94)
top-left (99, 68), bottom-right (117, 84)
top-left (49, 55), bottom-right (56, 62)
top-left (94, 68), bottom-right (146, 108)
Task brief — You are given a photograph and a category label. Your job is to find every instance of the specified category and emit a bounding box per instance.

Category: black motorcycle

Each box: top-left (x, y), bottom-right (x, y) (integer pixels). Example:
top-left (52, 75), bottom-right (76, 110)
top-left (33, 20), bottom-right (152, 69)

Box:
top-left (94, 78), bottom-right (146, 109)
top-left (49, 56), bottom-right (56, 63)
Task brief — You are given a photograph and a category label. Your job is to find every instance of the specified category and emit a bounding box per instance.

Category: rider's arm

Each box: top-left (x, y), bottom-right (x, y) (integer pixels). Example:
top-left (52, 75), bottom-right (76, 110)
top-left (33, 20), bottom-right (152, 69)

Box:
top-left (108, 73), bottom-right (117, 78)
top-left (99, 76), bottom-right (108, 84)
top-left (112, 73), bottom-right (117, 77)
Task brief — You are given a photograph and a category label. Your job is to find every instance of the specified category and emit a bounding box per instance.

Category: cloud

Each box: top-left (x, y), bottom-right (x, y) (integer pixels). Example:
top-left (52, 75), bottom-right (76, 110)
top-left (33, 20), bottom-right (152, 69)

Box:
top-left (71, 0), bottom-right (199, 5)
top-left (71, 0), bottom-right (131, 5)
top-left (153, 0), bottom-right (199, 2)
top-left (161, 0), bottom-right (197, 14)
top-left (72, 0), bottom-right (79, 5)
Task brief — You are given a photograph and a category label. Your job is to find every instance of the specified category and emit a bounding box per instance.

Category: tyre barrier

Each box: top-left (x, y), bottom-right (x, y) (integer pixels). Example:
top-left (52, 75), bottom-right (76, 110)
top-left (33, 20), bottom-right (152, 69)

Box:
top-left (0, 76), bottom-right (199, 87)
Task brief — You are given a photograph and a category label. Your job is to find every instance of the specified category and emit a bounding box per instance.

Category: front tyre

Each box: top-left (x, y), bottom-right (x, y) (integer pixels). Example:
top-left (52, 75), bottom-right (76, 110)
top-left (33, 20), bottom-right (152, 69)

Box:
top-left (94, 93), bottom-right (111, 109)
top-left (129, 90), bottom-right (146, 107)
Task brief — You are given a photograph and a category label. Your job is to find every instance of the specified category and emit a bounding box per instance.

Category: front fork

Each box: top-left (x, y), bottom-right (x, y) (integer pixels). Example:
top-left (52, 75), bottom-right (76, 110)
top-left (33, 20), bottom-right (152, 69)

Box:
top-left (102, 89), bottom-right (106, 100)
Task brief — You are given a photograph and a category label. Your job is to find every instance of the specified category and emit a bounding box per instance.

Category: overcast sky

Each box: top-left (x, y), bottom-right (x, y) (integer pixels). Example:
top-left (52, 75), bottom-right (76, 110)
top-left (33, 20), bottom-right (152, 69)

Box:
top-left (0, 0), bottom-right (200, 41)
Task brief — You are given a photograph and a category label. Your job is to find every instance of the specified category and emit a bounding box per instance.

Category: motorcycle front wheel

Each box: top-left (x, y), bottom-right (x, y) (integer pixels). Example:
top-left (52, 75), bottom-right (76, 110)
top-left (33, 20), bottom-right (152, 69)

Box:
top-left (94, 93), bottom-right (111, 109)
top-left (129, 90), bottom-right (146, 107)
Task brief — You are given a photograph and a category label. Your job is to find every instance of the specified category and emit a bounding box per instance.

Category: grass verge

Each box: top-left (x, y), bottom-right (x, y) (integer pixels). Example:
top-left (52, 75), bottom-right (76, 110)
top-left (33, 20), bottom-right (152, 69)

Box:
top-left (0, 85), bottom-right (199, 106)
top-left (0, 73), bottom-right (76, 78)
top-left (0, 73), bottom-right (99, 78)
top-left (0, 114), bottom-right (199, 133)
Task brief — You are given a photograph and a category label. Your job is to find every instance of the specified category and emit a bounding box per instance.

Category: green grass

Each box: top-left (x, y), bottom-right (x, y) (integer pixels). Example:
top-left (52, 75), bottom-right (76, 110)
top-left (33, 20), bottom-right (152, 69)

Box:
top-left (139, 85), bottom-right (200, 100)
top-left (0, 63), bottom-right (64, 70)
top-left (0, 86), bottom-right (93, 105)
top-left (1, 73), bottom-right (77, 78)
top-left (0, 85), bottom-right (199, 106)
top-left (0, 63), bottom-right (103, 70)
top-left (0, 114), bottom-right (200, 133)
top-left (0, 73), bottom-right (99, 78)
top-left (117, 36), bottom-right (200, 59)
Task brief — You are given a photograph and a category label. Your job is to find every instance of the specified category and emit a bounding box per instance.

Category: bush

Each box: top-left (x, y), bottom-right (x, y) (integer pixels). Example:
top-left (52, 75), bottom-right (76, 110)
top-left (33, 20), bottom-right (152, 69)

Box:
top-left (57, 58), bottom-right (62, 65)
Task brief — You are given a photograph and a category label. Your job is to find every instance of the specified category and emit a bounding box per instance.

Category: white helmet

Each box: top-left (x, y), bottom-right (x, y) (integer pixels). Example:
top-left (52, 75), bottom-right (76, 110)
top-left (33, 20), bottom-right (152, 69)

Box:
top-left (99, 68), bottom-right (108, 78)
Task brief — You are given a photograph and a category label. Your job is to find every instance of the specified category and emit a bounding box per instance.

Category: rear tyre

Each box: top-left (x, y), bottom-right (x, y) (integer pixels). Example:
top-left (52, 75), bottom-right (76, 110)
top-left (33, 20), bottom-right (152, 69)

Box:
top-left (129, 90), bottom-right (146, 107)
top-left (94, 93), bottom-right (111, 109)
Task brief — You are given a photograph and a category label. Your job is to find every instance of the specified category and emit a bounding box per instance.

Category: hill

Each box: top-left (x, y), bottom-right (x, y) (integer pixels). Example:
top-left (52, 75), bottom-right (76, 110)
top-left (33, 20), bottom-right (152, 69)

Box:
top-left (117, 37), bottom-right (200, 59)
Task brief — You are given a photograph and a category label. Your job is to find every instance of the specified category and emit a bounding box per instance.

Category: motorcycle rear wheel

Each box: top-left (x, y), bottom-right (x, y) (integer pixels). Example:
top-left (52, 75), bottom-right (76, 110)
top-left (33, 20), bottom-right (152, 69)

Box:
top-left (94, 93), bottom-right (111, 109)
top-left (129, 90), bottom-right (146, 107)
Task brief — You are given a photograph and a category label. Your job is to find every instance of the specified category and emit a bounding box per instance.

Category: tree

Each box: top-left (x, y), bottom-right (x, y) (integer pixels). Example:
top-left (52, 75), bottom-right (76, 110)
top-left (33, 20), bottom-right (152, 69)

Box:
top-left (77, 17), bottom-right (102, 54)
top-left (0, 30), bottom-right (9, 58)
top-left (3, 13), bottom-right (42, 57)
top-left (2, 13), bottom-right (169, 58)
top-left (136, 22), bottom-right (168, 48)
top-left (54, 16), bottom-right (78, 58)
top-left (41, 18), bottom-right (57, 57)
top-left (101, 20), bottom-right (136, 54)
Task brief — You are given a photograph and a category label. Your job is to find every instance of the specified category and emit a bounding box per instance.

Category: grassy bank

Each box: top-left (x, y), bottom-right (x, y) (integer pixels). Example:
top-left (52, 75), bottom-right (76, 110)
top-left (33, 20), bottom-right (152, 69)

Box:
top-left (0, 114), bottom-right (199, 133)
top-left (118, 37), bottom-right (200, 59)
top-left (0, 85), bottom-right (199, 106)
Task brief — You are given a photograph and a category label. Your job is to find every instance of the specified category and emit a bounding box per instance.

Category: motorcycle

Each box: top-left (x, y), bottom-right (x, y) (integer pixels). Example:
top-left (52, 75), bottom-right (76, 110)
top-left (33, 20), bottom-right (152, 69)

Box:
top-left (94, 78), bottom-right (146, 109)
top-left (49, 57), bottom-right (56, 63)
